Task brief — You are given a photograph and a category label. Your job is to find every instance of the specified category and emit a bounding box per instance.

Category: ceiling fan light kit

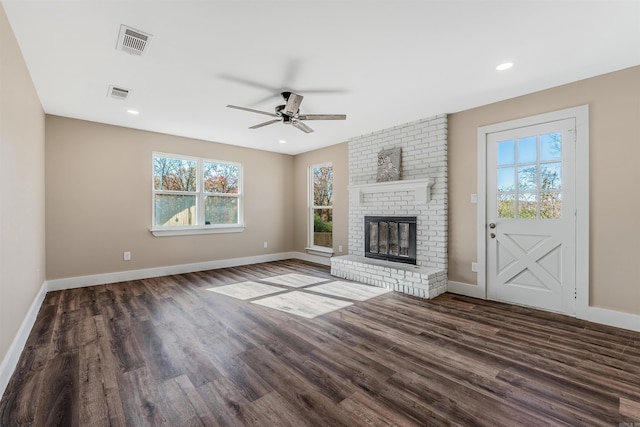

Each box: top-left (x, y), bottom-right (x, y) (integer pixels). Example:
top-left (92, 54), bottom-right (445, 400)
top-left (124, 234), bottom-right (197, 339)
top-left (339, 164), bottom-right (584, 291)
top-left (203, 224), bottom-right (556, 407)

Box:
top-left (227, 91), bottom-right (346, 134)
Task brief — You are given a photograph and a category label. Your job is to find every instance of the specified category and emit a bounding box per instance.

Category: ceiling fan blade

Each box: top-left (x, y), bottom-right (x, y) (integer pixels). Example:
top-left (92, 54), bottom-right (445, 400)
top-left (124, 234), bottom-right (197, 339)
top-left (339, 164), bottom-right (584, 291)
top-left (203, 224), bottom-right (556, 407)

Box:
top-left (249, 119), bottom-right (281, 129)
top-left (292, 120), bottom-right (314, 133)
top-left (283, 92), bottom-right (304, 116)
top-left (227, 105), bottom-right (278, 117)
top-left (217, 74), bottom-right (281, 93)
top-left (298, 114), bottom-right (347, 121)
top-left (252, 88), bottom-right (346, 107)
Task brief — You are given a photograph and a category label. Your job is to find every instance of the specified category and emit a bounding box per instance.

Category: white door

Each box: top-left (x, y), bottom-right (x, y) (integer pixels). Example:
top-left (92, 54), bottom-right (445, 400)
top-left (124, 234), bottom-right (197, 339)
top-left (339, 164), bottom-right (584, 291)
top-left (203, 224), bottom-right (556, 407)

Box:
top-left (486, 118), bottom-right (576, 314)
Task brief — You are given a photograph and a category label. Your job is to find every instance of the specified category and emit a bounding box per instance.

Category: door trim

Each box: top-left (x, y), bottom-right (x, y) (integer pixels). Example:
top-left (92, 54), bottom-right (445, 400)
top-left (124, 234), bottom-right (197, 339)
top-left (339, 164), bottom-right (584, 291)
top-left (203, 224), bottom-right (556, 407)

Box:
top-left (476, 105), bottom-right (589, 314)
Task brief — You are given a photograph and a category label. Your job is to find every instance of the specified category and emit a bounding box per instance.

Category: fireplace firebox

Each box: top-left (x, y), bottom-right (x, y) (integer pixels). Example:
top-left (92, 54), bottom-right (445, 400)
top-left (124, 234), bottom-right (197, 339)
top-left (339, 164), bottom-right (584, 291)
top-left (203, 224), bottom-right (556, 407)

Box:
top-left (364, 216), bottom-right (417, 265)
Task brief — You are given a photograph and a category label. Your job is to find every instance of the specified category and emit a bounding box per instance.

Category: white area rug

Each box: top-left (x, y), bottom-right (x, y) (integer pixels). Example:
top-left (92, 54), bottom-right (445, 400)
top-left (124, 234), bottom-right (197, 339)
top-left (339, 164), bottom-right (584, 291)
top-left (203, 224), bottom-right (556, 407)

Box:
top-left (251, 291), bottom-right (352, 319)
top-left (206, 281), bottom-right (286, 300)
top-left (306, 281), bottom-right (391, 301)
top-left (260, 273), bottom-right (328, 288)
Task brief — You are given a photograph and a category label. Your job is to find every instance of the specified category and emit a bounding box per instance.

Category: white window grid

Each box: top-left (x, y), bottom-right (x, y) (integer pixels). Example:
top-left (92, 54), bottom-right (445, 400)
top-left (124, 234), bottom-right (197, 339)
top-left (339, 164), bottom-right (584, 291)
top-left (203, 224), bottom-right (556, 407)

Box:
top-left (152, 152), bottom-right (242, 228)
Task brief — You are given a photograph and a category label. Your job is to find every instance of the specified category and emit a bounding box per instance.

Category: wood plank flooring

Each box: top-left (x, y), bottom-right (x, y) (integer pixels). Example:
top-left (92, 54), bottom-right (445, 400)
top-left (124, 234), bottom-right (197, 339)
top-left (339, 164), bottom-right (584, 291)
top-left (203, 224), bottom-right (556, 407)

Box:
top-left (1, 259), bottom-right (639, 426)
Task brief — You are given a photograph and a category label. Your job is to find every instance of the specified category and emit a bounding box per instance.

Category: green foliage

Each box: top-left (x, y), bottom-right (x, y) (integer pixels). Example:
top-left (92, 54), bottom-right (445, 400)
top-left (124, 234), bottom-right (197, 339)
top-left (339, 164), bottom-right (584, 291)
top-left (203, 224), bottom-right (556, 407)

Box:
top-left (497, 197), bottom-right (515, 218)
top-left (314, 214), bottom-right (332, 232)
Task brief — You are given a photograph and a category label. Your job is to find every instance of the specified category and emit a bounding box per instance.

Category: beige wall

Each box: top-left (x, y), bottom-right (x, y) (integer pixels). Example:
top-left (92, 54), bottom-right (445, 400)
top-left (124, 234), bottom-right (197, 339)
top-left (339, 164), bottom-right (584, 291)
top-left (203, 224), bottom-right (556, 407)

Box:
top-left (449, 66), bottom-right (640, 314)
top-left (45, 116), bottom-right (294, 279)
top-left (0, 4), bottom-right (46, 367)
top-left (292, 142), bottom-right (349, 255)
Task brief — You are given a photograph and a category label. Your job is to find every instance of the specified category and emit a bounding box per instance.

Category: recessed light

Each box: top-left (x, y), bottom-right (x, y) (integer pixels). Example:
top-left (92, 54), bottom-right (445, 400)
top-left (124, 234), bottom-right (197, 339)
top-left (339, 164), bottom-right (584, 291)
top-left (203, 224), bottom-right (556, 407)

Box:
top-left (279, 140), bottom-right (286, 144)
top-left (127, 109), bottom-right (139, 115)
top-left (496, 62), bottom-right (513, 71)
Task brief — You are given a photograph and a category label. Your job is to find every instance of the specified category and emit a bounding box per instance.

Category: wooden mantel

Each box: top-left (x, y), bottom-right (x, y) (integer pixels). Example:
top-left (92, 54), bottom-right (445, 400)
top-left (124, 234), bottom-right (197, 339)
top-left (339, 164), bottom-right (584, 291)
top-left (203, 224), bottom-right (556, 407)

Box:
top-left (348, 178), bottom-right (434, 205)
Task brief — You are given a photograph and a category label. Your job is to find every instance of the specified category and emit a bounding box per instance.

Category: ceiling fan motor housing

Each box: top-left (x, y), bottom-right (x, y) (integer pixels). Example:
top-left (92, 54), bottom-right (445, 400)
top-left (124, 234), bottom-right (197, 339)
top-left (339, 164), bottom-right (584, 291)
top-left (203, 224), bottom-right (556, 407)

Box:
top-left (282, 92), bottom-right (303, 116)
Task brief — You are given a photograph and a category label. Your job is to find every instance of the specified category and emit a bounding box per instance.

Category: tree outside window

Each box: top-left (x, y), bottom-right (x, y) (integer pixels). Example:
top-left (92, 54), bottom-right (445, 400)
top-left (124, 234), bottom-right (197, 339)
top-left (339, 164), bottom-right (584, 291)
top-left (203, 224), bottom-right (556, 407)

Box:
top-left (311, 163), bottom-right (333, 248)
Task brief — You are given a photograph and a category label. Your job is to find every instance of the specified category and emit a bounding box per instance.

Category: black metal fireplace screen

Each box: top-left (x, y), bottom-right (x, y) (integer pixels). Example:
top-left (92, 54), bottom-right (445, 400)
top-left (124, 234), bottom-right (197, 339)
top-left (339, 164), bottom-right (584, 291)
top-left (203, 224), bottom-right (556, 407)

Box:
top-left (364, 216), bottom-right (417, 264)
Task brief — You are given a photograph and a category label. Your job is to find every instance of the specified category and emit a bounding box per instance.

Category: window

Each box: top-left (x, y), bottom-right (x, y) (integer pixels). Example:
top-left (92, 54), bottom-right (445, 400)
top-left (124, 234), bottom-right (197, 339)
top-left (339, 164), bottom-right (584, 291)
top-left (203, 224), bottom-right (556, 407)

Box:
top-left (152, 153), bottom-right (242, 236)
top-left (496, 132), bottom-right (562, 219)
top-left (309, 163), bottom-right (333, 250)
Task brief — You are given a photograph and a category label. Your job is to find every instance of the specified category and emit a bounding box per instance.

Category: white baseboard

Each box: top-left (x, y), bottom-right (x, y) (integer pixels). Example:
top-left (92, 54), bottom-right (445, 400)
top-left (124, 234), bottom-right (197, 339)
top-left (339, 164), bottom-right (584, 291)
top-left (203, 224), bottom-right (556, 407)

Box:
top-left (448, 280), bottom-right (639, 332)
top-left (0, 280), bottom-right (48, 400)
top-left (577, 305), bottom-right (640, 333)
top-left (46, 252), bottom-right (304, 291)
top-left (291, 251), bottom-right (332, 266)
top-left (447, 280), bottom-right (485, 299)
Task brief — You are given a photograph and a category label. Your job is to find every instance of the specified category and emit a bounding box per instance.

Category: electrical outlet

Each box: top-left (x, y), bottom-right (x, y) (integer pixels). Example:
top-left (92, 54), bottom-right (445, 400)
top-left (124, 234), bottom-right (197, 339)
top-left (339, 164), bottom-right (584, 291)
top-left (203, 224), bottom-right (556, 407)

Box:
top-left (263, 241), bottom-right (268, 248)
top-left (338, 245), bottom-right (343, 253)
top-left (471, 262), bottom-right (478, 272)
top-left (123, 251), bottom-right (131, 261)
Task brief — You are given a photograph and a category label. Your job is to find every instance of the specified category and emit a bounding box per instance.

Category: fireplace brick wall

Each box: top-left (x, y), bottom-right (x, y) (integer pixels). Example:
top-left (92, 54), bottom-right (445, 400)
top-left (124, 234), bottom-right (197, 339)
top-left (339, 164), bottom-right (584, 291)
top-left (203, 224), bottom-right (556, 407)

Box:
top-left (348, 114), bottom-right (448, 270)
top-left (332, 114), bottom-right (448, 299)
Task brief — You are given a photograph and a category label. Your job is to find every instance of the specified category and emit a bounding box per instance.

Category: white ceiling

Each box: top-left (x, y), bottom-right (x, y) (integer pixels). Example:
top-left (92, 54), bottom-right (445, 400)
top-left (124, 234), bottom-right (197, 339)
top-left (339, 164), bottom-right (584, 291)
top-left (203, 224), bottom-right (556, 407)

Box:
top-left (3, 1), bottom-right (640, 155)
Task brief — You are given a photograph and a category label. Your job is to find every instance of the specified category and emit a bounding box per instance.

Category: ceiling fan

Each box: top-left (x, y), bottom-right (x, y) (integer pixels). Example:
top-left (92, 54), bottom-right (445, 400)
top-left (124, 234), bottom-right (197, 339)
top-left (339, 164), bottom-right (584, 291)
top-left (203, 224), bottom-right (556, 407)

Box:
top-left (226, 91), bottom-right (346, 133)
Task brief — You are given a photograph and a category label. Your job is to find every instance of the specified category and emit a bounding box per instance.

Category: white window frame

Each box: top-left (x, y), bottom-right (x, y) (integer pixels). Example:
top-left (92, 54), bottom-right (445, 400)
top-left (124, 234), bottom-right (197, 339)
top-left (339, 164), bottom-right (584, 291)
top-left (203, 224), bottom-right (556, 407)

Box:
top-left (307, 162), bottom-right (334, 256)
top-left (150, 152), bottom-right (244, 237)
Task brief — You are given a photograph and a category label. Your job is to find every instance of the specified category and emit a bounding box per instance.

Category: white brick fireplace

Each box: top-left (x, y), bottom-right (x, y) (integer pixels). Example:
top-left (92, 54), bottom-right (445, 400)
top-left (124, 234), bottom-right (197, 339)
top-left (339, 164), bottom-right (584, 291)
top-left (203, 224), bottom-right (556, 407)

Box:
top-left (331, 114), bottom-right (448, 299)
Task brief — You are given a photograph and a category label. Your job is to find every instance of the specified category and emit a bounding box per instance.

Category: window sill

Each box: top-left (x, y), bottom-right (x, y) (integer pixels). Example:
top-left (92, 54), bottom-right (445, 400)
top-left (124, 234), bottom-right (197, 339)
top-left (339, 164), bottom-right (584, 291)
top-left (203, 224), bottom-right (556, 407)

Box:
top-left (305, 246), bottom-right (334, 257)
top-left (150, 225), bottom-right (245, 237)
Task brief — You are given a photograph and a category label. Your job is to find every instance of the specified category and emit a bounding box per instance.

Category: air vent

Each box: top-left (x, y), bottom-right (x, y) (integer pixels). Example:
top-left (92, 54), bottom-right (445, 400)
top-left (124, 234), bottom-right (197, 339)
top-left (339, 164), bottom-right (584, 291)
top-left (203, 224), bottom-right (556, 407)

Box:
top-left (116, 25), bottom-right (152, 56)
top-left (107, 85), bottom-right (131, 100)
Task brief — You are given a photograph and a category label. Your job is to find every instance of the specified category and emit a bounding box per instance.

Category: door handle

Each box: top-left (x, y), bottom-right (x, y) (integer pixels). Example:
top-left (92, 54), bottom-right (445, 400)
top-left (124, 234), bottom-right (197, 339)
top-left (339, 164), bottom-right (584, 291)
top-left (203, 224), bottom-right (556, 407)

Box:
top-left (489, 223), bottom-right (496, 229)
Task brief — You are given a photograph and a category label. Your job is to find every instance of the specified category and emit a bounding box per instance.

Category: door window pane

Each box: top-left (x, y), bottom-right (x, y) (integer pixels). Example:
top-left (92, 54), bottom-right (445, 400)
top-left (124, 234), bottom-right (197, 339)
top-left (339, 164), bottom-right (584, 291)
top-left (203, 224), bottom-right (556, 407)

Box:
top-left (497, 167), bottom-right (515, 192)
top-left (497, 140), bottom-right (515, 166)
top-left (540, 192), bottom-right (562, 219)
top-left (541, 162), bottom-right (562, 190)
top-left (518, 193), bottom-right (538, 218)
top-left (518, 165), bottom-right (538, 190)
top-left (517, 136), bottom-right (537, 163)
top-left (540, 133), bottom-right (562, 161)
top-left (498, 194), bottom-right (515, 218)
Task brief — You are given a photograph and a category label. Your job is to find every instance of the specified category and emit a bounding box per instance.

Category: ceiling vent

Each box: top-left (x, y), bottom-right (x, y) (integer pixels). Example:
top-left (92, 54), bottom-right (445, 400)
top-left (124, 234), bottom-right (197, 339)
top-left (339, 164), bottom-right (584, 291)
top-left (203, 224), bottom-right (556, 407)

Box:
top-left (107, 85), bottom-right (131, 100)
top-left (116, 25), bottom-right (152, 56)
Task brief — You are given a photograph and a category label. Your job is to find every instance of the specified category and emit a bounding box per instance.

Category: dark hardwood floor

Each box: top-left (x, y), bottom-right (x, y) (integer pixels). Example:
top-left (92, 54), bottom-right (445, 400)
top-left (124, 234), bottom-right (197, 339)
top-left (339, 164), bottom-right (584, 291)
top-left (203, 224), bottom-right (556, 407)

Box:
top-left (1, 259), bottom-right (639, 426)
